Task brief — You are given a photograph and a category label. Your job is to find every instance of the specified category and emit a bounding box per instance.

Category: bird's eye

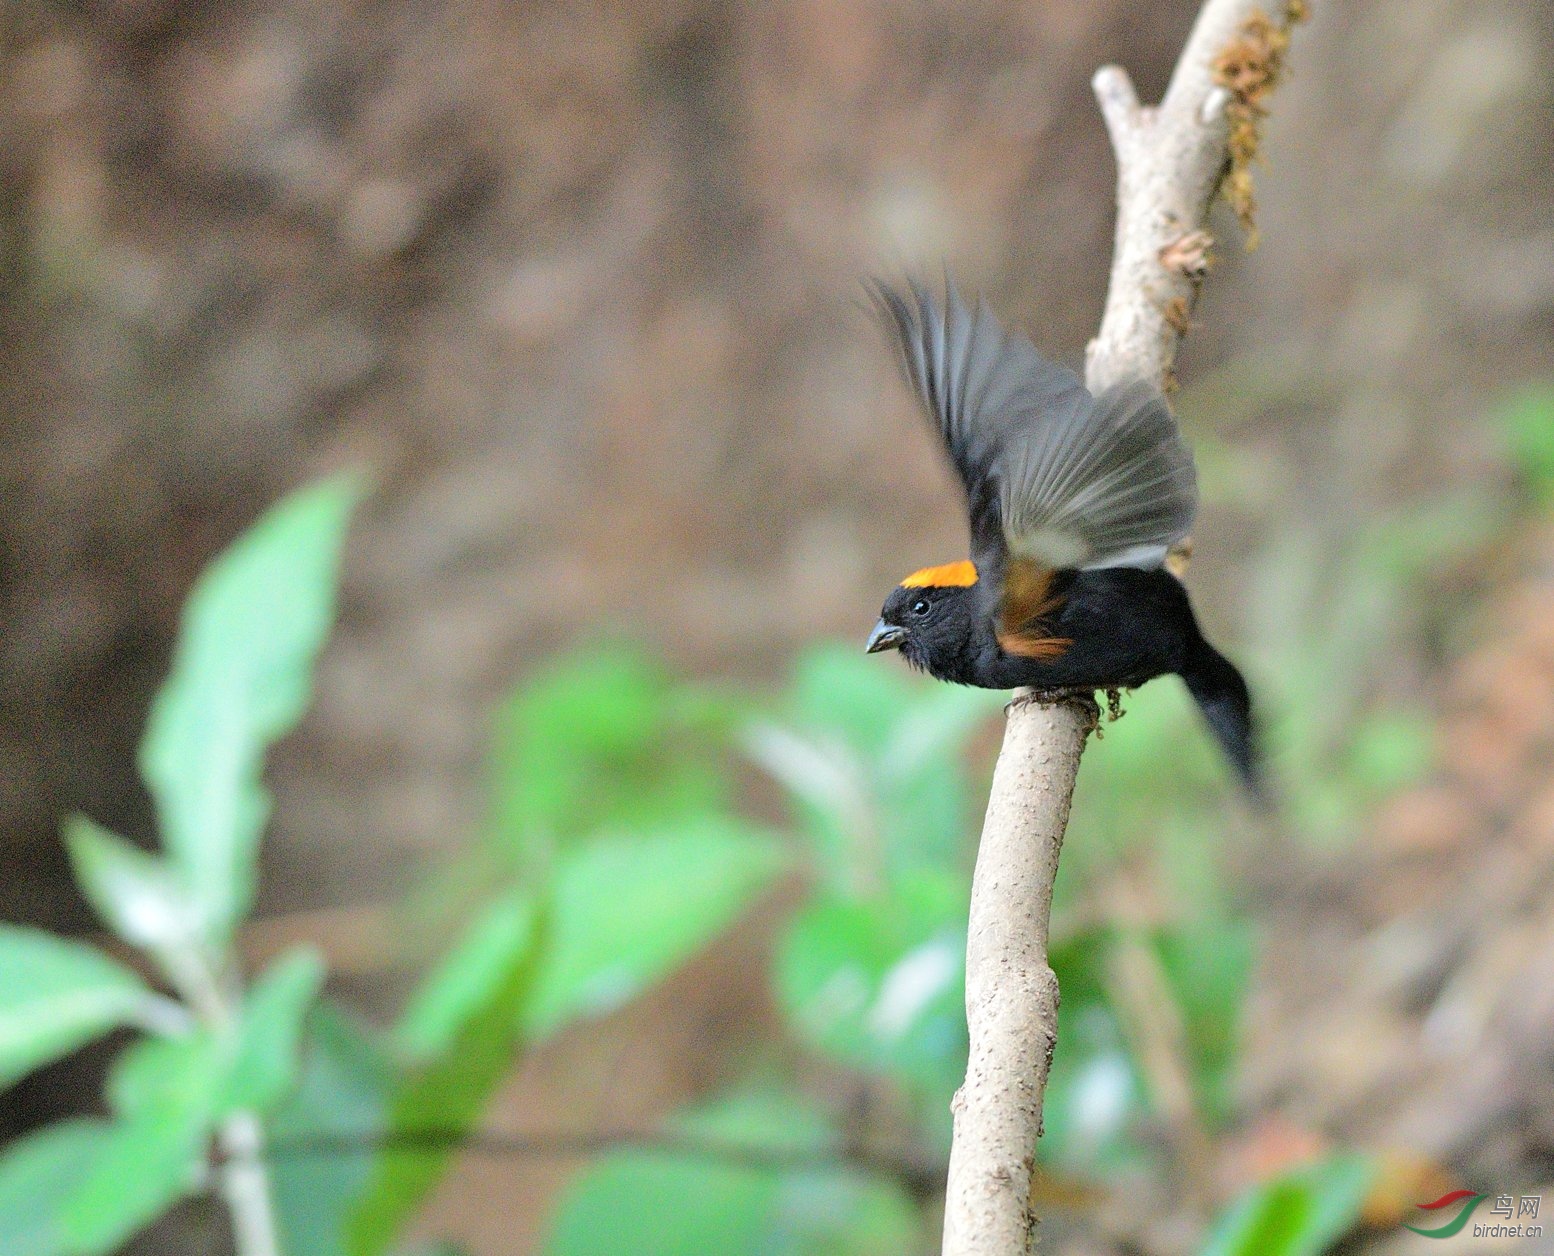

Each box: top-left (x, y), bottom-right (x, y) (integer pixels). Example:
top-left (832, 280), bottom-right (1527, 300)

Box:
top-left (911, 598), bottom-right (931, 616)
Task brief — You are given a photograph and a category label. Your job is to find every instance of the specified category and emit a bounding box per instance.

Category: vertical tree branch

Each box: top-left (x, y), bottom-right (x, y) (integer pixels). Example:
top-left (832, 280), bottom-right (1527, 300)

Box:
top-left (942, 698), bottom-right (1092, 1254)
top-left (941, 3), bottom-right (1300, 1252)
top-left (160, 944), bottom-right (283, 1256)
top-left (220, 1110), bottom-right (284, 1256)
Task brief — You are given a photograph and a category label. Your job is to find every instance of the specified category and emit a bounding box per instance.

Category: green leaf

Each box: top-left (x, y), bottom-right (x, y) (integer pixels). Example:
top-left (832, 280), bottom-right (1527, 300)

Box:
top-left (139, 474), bottom-right (362, 939)
top-left (63, 1114), bottom-right (205, 1253)
top-left (786, 645), bottom-right (914, 760)
top-left (1153, 921), bottom-right (1254, 1126)
top-left (877, 684), bottom-right (999, 876)
top-left (105, 1029), bottom-right (222, 1117)
top-left (1057, 680), bottom-right (1242, 923)
top-left (774, 877), bottom-right (965, 1100)
top-left (223, 948), bottom-right (326, 1114)
top-left (520, 821), bottom-right (785, 1040)
top-left (543, 1089), bottom-right (921, 1256)
top-left (1200, 1154), bottom-right (1375, 1256)
top-left (63, 817), bottom-right (197, 951)
top-left (270, 1004), bottom-right (393, 1256)
top-left (1038, 999), bottom-right (1148, 1174)
top-left (65, 1033), bottom-right (229, 1253)
top-left (1042, 920), bottom-right (1251, 1156)
top-left (750, 646), bottom-right (918, 879)
top-left (1046, 927), bottom-right (1114, 1013)
top-left (395, 889), bottom-right (539, 1060)
top-left (1071, 683), bottom-right (1224, 830)
top-left (0, 1119), bottom-right (111, 1256)
top-left (741, 722), bottom-right (870, 883)
top-left (0, 926), bottom-right (154, 1093)
top-left (490, 647), bottom-right (730, 860)
top-left (348, 937), bottom-right (541, 1256)
top-left (750, 644), bottom-right (996, 889)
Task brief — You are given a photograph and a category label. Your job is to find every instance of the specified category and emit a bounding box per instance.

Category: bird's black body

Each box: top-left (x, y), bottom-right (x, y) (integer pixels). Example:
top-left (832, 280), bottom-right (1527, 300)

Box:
top-left (873, 566), bottom-right (1258, 790)
top-left (866, 279), bottom-right (1262, 795)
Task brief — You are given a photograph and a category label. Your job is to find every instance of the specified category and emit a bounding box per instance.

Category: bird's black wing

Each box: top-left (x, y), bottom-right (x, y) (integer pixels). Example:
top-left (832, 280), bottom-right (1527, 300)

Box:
top-left (872, 278), bottom-right (1198, 582)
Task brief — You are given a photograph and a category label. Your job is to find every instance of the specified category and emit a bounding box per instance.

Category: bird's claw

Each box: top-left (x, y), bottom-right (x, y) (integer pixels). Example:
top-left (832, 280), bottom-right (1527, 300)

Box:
top-left (1006, 686), bottom-right (1101, 714)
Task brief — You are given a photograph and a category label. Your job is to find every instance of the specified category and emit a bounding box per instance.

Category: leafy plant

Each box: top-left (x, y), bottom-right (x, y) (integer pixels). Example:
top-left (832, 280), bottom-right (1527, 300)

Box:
top-left (535, 641), bottom-right (1296, 1253)
top-left (750, 646), bottom-right (1000, 1132)
top-left (337, 647), bottom-right (786, 1256)
top-left (0, 488), bottom-right (791, 1256)
top-left (487, 646), bottom-right (739, 867)
top-left (0, 475), bottom-right (360, 1255)
top-left (349, 819), bottom-right (784, 1255)
top-left (531, 645), bottom-right (1001, 1255)
top-left (1, 452), bottom-right (1451, 1254)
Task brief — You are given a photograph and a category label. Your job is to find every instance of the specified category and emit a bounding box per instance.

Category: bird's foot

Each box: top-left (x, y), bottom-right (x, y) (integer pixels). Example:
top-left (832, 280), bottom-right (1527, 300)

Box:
top-left (1008, 686), bottom-right (1102, 718)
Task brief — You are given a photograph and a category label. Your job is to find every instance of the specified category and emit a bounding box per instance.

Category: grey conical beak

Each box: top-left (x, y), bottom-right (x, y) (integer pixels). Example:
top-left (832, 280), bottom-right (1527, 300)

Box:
top-left (865, 620), bottom-right (907, 654)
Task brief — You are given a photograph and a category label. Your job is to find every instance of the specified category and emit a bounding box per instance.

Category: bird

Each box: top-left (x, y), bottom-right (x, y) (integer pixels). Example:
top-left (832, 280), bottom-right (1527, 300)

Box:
top-left (863, 278), bottom-right (1262, 796)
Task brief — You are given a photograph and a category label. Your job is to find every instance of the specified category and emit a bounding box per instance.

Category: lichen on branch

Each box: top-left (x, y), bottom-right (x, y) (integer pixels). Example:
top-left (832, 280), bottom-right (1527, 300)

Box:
top-left (1213, 2), bottom-right (1309, 246)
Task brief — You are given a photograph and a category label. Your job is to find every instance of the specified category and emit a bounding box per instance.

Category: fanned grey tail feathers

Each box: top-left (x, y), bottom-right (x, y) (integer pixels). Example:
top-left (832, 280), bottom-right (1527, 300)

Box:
top-left (872, 277), bottom-right (1198, 572)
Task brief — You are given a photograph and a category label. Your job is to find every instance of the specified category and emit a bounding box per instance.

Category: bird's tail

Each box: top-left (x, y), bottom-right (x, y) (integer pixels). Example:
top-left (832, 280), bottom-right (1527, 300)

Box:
top-left (1181, 636), bottom-right (1266, 804)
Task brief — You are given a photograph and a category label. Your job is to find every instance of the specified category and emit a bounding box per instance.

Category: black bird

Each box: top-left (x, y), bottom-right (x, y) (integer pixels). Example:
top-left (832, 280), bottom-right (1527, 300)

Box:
top-left (864, 279), bottom-right (1261, 795)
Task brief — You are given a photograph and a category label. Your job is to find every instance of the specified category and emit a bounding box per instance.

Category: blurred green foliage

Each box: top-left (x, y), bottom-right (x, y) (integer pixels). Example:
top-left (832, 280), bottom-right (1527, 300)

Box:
top-left (1240, 491), bottom-right (1494, 842)
top-left (10, 418), bottom-right (1518, 1255)
top-left (1501, 383), bottom-right (1554, 503)
top-left (1200, 1156), bottom-right (1376, 1256)
top-left (488, 648), bottom-right (738, 866)
top-left (545, 1091), bottom-right (920, 1256)
top-left (270, 1007), bottom-right (392, 1255)
top-left (0, 475), bottom-right (361, 1255)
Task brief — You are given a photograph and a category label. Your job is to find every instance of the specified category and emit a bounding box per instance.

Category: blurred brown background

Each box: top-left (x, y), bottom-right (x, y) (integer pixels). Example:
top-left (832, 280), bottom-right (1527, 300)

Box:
top-left (3, 0), bottom-right (1553, 1251)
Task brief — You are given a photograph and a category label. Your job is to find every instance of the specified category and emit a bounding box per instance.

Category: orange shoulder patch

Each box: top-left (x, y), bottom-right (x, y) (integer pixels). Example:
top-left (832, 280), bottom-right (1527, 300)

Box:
top-left (995, 559), bottom-right (1071, 660)
top-left (996, 629), bottom-right (1071, 661)
top-left (900, 560), bottom-right (979, 589)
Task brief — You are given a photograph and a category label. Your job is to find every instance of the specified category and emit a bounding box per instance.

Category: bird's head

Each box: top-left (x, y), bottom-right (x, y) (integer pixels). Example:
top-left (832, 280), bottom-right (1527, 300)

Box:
top-left (866, 561), bottom-right (980, 676)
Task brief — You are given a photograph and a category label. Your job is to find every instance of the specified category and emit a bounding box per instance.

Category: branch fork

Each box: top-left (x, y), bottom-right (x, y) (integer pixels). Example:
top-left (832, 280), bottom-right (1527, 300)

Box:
top-left (940, 3), bottom-right (1303, 1253)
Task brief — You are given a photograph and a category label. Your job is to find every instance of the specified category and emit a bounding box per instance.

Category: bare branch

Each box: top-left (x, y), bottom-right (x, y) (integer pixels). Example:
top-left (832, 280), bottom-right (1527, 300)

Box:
top-left (220, 1111), bottom-right (282, 1256)
top-left (941, 696), bottom-right (1093, 1253)
top-left (1091, 66), bottom-right (1143, 160)
top-left (941, 2), bottom-right (1302, 1252)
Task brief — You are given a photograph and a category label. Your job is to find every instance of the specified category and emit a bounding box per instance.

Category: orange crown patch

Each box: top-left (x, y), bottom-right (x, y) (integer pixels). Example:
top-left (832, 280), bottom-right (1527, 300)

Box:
top-left (900, 560), bottom-right (979, 589)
